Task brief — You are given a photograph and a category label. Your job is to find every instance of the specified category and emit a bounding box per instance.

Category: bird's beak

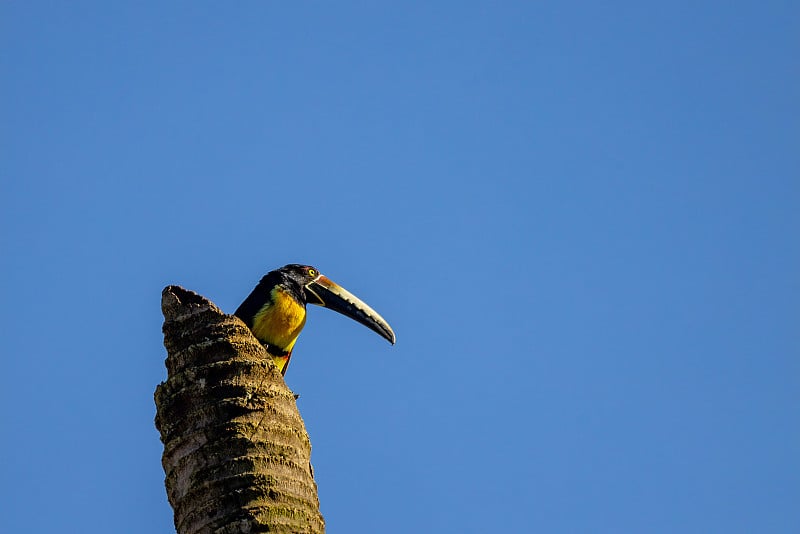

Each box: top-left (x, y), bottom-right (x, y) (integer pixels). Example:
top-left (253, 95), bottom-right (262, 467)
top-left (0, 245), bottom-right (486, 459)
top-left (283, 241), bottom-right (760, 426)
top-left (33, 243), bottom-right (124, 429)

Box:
top-left (304, 275), bottom-right (396, 344)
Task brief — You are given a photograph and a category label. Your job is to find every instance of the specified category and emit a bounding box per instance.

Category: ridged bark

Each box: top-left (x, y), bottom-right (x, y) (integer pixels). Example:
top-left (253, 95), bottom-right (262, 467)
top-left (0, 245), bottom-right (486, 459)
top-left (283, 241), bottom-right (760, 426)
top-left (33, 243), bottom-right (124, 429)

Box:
top-left (154, 286), bottom-right (324, 534)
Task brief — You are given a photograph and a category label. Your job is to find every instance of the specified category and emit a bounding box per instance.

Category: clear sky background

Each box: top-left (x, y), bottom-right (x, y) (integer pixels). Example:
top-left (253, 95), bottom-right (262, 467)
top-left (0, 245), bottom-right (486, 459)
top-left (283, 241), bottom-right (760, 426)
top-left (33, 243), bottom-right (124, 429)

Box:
top-left (1, 2), bottom-right (798, 533)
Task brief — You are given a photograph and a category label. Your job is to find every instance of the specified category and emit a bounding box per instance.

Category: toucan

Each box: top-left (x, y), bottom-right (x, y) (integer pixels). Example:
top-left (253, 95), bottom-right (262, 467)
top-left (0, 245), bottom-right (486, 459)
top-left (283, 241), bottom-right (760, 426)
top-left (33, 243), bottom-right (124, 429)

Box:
top-left (235, 264), bottom-right (395, 375)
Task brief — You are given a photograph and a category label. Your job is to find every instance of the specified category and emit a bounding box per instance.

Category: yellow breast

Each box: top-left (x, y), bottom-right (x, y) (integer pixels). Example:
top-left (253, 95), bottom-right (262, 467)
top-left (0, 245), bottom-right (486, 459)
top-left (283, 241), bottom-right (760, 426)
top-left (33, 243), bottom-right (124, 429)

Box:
top-left (250, 287), bottom-right (307, 352)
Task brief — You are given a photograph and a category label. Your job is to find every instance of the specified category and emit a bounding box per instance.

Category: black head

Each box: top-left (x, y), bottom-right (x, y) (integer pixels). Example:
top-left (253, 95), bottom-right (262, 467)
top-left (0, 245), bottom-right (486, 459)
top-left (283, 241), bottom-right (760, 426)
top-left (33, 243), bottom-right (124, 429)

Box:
top-left (278, 264), bottom-right (322, 289)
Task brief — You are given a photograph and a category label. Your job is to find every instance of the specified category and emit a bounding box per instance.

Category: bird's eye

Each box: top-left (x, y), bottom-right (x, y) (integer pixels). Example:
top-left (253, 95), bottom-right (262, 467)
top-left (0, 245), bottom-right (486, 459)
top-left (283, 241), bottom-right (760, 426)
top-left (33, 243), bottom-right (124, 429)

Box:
top-left (308, 268), bottom-right (317, 277)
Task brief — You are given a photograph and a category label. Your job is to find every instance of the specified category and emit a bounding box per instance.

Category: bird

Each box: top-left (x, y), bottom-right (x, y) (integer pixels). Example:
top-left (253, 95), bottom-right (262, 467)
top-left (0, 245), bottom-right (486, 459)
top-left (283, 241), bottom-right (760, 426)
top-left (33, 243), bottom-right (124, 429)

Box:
top-left (234, 264), bottom-right (395, 375)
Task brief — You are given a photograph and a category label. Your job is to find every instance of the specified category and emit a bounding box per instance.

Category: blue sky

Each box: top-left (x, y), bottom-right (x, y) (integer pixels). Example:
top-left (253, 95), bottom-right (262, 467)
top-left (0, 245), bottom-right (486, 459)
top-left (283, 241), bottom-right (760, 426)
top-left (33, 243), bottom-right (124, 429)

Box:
top-left (1, 2), bottom-right (798, 532)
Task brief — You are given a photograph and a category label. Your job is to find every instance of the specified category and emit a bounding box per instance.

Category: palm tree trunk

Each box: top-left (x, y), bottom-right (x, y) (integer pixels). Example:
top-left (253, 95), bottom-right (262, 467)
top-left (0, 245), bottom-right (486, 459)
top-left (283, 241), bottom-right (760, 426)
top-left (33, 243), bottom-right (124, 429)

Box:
top-left (154, 286), bottom-right (325, 534)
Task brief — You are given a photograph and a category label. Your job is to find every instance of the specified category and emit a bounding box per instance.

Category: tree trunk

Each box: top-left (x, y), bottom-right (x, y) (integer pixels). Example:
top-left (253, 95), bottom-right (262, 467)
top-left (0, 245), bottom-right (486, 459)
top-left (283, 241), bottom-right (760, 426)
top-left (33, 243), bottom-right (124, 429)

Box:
top-left (154, 286), bottom-right (325, 534)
